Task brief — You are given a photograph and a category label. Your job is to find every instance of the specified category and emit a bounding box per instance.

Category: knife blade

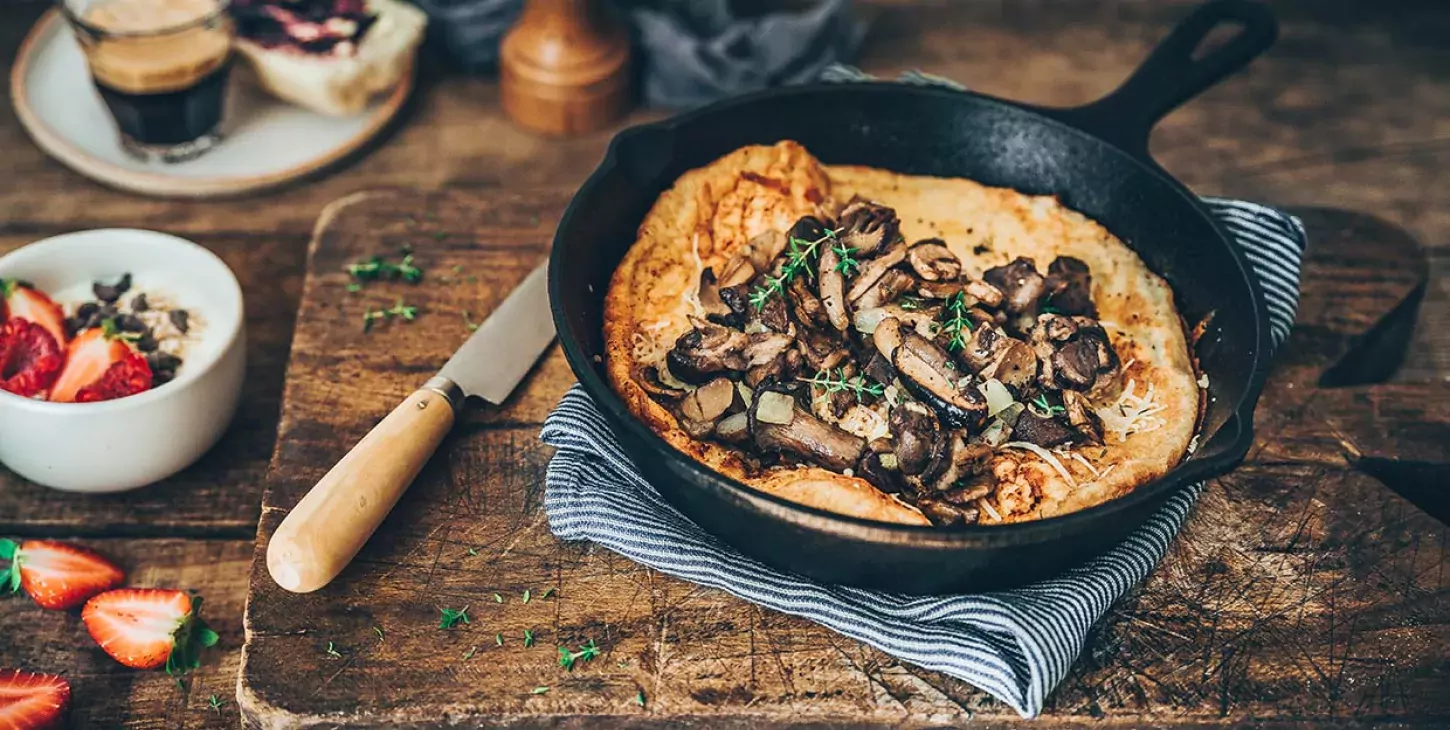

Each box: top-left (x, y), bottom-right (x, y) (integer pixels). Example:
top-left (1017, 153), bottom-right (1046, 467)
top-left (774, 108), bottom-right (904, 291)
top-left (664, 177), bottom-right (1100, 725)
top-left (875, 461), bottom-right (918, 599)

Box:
top-left (267, 260), bottom-right (555, 594)
top-left (437, 262), bottom-right (554, 403)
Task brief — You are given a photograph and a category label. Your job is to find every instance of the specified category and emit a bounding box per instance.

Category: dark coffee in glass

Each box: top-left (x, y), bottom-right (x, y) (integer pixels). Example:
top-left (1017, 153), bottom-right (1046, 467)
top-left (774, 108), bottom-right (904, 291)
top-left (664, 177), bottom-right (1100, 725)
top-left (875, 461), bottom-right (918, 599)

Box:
top-left (62, 0), bottom-right (234, 163)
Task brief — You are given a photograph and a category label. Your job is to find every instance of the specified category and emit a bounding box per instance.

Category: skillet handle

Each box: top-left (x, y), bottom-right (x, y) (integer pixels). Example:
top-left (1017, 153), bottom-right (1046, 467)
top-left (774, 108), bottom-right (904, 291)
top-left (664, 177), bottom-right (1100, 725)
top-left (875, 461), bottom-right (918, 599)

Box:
top-left (1054, 0), bottom-right (1277, 160)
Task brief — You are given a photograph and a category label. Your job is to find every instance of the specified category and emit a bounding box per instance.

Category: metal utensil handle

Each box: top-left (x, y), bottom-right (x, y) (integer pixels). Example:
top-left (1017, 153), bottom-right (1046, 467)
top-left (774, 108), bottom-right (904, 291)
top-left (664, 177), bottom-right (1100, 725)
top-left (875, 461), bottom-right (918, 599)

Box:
top-left (1055, 0), bottom-right (1278, 160)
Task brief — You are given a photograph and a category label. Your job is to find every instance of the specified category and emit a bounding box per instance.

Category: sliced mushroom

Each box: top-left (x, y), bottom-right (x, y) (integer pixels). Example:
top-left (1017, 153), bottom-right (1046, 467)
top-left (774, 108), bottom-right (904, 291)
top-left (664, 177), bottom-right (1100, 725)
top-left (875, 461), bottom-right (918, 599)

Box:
top-left (914, 280), bottom-right (962, 300)
top-left (907, 239), bottom-right (962, 282)
top-left (915, 437), bottom-right (995, 493)
top-left (749, 385), bottom-right (866, 472)
top-left (1011, 412), bottom-right (1077, 448)
top-left (667, 321), bottom-right (750, 384)
top-left (888, 401), bottom-right (938, 475)
top-left (676, 377), bottom-right (737, 438)
top-left (1044, 256), bottom-right (1097, 317)
top-left (872, 316), bottom-right (905, 361)
top-left (635, 364), bottom-right (688, 399)
top-left (717, 284), bottom-right (753, 325)
top-left (983, 257), bottom-right (1047, 314)
top-left (1052, 338), bottom-right (1100, 390)
top-left (836, 199), bottom-right (899, 256)
top-left (756, 289), bottom-right (793, 334)
top-left (788, 216), bottom-right (832, 246)
top-left (854, 269), bottom-right (916, 311)
top-left (856, 451), bottom-right (904, 494)
top-left (697, 267), bottom-right (739, 326)
top-left (788, 277), bottom-right (829, 330)
top-left (941, 481), bottom-right (993, 506)
top-left (964, 279), bottom-right (1005, 309)
top-left (715, 412), bottom-right (751, 443)
top-left (746, 348), bottom-right (802, 388)
top-left (817, 245), bottom-right (851, 332)
top-left (916, 497), bottom-right (979, 526)
top-left (1032, 315), bottom-right (1120, 392)
top-left (863, 351), bottom-right (897, 389)
top-left (960, 324), bottom-right (1037, 390)
top-left (892, 332), bottom-right (988, 431)
top-left (846, 246), bottom-right (909, 304)
top-left (1060, 390), bottom-right (1104, 445)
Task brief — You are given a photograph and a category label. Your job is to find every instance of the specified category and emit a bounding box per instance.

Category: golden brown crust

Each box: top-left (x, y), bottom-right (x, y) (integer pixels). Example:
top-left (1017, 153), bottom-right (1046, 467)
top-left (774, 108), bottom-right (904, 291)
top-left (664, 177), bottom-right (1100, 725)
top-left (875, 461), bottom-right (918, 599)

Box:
top-left (604, 142), bottom-right (1198, 525)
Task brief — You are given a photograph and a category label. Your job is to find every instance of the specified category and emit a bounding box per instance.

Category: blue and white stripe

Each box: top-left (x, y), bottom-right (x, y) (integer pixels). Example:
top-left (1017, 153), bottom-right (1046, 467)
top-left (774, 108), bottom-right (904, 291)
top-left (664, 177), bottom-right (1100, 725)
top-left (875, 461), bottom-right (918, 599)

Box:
top-left (543, 65), bottom-right (1305, 720)
top-left (541, 200), bottom-right (1303, 718)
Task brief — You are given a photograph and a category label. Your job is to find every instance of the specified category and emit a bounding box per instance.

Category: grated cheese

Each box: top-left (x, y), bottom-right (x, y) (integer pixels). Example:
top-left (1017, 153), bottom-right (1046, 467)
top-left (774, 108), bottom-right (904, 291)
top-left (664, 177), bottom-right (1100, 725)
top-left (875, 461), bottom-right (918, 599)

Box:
top-left (1097, 378), bottom-right (1167, 442)
top-left (680, 233), bottom-right (707, 320)
top-left (1069, 452), bottom-right (1102, 477)
top-left (1003, 441), bottom-right (1078, 489)
top-left (1187, 434), bottom-right (1200, 454)
top-left (978, 498), bottom-right (1003, 522)
top-left (1098, 464), bottom-right (1117, 480)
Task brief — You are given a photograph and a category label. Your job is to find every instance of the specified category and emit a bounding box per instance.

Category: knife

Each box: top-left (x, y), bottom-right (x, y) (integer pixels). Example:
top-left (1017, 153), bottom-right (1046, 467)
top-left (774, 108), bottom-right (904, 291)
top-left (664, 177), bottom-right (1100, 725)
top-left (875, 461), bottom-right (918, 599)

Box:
top-left (266, 262), bottom-right (554, 593)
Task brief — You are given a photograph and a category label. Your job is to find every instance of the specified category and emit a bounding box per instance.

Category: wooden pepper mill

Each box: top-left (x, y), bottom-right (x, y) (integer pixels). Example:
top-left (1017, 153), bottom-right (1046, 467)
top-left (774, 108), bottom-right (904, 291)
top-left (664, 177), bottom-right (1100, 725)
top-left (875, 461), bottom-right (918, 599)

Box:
top-left (499, 0), bottom-right (633, 136)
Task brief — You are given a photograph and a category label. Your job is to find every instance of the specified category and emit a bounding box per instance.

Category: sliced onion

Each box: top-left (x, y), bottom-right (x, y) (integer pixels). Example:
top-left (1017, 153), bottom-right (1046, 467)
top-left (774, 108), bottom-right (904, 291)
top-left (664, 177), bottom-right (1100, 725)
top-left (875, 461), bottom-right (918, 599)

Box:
top-left (658, 362), bottom-right (694, 391)
top-left (755, 391), bottom-right (796, 425)
top-left (736, 381), bottom-right (754, 407)
top-left (998, 402), bottom-right (1025, 425)
top-left (878, 453), bottom-right (899, 471)
top-left (981, 418), bottom-right (1010, 447)
top-left (744, 320), bottom-right (770, 335)
top-left (978, 378), bottom-right (1016, 417)
top-left (852, 307), bottom-right (888, 334)
top-left (717, 412), bottom-right (749, 440)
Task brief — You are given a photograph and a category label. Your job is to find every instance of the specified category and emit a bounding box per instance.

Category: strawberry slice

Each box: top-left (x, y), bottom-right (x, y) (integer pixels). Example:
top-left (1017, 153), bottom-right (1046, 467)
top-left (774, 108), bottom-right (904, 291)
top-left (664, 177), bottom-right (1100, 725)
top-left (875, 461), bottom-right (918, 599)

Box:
top-left (0, 539), bottom-right (125, 610)
top-left (82, 589), bottom-right (219, 672)
top-left (0, 319), bottom-right (63, 398)
top-left (0, 280), bottom-right (66, 349)
top-left (0, 669), bottom-right (69, 730)
top-left (48, 324), bottom-right (151, 403)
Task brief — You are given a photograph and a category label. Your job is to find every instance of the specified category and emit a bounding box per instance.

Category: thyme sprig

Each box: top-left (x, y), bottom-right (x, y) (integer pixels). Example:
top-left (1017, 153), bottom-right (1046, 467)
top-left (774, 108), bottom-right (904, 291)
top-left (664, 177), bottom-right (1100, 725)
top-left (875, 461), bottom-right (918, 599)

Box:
top-left (363, 299), bottom-right (419, 332)
top-left (748, 228), bottom-right (840, 309)
top-left (1032, 394), bottom-right (1066, 416)
top-left (799, 368), bottom-right (884, 403)
top-left (346, 250), bottom-right (423, 284)
top-left (941, 291), bottom-right (974, 351)
top-left (830, 242), bottom-right (860, 276)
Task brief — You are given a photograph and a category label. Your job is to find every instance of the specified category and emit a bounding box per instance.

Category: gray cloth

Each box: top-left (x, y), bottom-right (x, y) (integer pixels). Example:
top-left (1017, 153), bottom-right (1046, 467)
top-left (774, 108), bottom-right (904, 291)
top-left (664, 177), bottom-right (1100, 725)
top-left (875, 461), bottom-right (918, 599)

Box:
top-left (628, 0), bottom-right (864, 107)
top-left (412, 0), bottom-right (523, 71)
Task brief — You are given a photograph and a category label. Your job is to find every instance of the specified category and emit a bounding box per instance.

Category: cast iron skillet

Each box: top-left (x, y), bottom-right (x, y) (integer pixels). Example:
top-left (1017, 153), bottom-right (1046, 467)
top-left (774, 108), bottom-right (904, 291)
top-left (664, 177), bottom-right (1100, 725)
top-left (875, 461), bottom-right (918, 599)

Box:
top-left (548, 0), bottom-right (1280, 594)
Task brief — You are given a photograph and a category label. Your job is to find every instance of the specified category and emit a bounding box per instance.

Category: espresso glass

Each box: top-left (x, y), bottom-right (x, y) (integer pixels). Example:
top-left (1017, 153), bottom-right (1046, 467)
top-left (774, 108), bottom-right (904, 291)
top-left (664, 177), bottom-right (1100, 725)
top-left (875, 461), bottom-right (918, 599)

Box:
top-left (61, 0), bottom-right (234, 163)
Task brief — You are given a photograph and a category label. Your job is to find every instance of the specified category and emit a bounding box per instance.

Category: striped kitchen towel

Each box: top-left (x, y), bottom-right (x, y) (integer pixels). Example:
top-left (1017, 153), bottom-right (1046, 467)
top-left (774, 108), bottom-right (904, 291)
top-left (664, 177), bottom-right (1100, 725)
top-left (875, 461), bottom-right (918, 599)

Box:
top-left (541, 198), bottom-right (1304, 718)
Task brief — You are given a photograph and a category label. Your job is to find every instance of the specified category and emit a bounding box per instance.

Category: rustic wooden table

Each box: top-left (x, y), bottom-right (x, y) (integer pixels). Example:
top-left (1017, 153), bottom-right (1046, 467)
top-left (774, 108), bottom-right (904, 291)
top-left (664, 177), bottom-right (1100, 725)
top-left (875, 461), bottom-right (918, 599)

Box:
top-left (1, 1), bottom-right (1446, 727)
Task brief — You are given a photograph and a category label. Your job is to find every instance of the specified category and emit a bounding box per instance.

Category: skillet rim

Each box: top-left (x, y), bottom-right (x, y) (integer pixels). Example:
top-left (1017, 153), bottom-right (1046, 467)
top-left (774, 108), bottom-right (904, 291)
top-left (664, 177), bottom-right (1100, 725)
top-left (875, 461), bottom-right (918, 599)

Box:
top-left (548, 81), bottom-right (1274, 547)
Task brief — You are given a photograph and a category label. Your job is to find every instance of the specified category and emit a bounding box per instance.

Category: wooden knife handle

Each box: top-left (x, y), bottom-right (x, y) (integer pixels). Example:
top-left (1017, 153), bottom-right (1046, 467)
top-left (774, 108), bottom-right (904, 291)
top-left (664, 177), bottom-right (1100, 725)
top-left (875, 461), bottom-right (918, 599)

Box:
top-left (266, 381), bottom-right (459, 593)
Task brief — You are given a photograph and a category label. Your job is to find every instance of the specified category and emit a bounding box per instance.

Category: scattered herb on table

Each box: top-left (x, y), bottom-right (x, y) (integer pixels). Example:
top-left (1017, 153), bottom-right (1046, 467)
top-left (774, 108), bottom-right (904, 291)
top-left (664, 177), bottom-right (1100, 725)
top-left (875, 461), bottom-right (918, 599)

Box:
top-left (362, 299), bottom-right (419, 332)
top-left (439, 606), bottom-right (470, 629)
top-left (749, 228), bottom-right (839, 309)
top-left (452, 264), bottom-right (463, 275)
top-left (175, 678), bottom-right (185, 690)
top-left (557, 639), bottom-right (600, 670)
top-left (523, 629), bottom-right (535, 647)
top-left (373, 626), bottom-right (385, 641)
top-left (636, 690), bottom-right (646, 708)
top-left (799, 367), bottom-right (883, 403)
top-left (495, 633), bottom-right (504, 647)
top-left (522, 589), bottom-right (531, 604)
top-left (467, 547), bottom-right (479, 556)
top-left (539, 588), bottom-right (555, 600)
top-left (462, 310), bottom-right (480, 332)
top-left (532, 686), bottom-right (550, 695)
top-left (209, 694), bottom-right (225, 713)
top-left (433, 231), bottom-right (448, 241)
top-left (346, 283), bottom-right (362, 293)
top-left (463, 646), bottom-right (478, 660)
top-left (494, 593), bottom-right (503, 603)
top-left (325, 641), bottom-right (342, 658)
top-left (345, 250), bottom-right (422, 284)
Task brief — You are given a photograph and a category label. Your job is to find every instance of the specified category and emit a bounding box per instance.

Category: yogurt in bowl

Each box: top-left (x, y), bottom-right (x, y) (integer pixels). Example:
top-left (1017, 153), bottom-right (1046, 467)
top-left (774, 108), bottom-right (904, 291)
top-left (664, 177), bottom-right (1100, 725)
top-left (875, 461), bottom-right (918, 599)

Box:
top-left (0, 229), bottom-right (245, 492)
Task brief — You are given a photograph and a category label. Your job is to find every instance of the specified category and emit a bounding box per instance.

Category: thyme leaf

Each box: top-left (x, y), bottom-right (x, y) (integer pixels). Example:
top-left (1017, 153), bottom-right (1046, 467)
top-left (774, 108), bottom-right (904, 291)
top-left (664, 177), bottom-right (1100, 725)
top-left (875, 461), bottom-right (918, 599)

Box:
top-left (798, 368), bottom-right (884, 403)
top-left (439, 606), bottom-right (470, 629)
top-left (748, 228), bottom-right (839, 309)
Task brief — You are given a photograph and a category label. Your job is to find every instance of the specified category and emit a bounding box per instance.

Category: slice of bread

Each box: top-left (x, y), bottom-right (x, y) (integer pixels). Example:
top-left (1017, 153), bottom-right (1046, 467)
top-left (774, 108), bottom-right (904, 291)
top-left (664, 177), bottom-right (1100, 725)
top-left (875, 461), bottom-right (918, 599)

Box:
top-left (236, 0), bottom-right (427, 116)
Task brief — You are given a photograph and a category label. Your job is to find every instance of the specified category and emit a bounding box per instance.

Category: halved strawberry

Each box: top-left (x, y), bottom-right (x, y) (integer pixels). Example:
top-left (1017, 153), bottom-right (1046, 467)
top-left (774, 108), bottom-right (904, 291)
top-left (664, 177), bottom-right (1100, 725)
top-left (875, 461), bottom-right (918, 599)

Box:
top-left (0, 539), bottom-right (125, 610)
top-left (48, 325), bottom-right (151, 403)
top-left (0, 669), bottom-right (69, 730)
top-left (81, 589), bottom-right (219, 672)
top-left (0, 280), bottom-right (66, 349)
top-left (0, 319), bottom-right (63, 398)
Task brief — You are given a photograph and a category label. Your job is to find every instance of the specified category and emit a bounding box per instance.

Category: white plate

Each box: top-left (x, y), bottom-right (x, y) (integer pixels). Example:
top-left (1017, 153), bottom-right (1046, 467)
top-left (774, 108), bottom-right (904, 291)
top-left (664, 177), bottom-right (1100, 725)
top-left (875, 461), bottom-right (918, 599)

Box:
top-left (11, 9), bottom-right (412, 198)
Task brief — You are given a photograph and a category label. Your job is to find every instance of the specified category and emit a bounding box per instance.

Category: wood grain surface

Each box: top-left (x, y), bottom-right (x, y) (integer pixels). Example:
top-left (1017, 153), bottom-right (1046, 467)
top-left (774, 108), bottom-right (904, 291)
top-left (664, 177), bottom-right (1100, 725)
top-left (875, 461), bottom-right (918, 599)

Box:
top-left (237, 191), bottom-right (1447, 728)
top-left (1, 0), bottom-right (1448, 727)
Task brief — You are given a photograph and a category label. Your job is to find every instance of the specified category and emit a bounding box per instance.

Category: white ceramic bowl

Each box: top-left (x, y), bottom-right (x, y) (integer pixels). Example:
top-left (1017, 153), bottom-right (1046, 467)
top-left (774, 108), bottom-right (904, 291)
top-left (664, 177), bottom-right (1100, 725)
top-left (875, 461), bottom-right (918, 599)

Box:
top-left (0, 229), bottom-right (246, 492)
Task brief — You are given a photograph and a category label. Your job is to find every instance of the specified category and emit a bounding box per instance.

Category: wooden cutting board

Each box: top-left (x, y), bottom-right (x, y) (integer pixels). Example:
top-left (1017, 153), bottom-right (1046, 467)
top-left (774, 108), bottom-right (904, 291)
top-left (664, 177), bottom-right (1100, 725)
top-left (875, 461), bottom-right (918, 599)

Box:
top-left (239, 189), bottom-right (1449, 728)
